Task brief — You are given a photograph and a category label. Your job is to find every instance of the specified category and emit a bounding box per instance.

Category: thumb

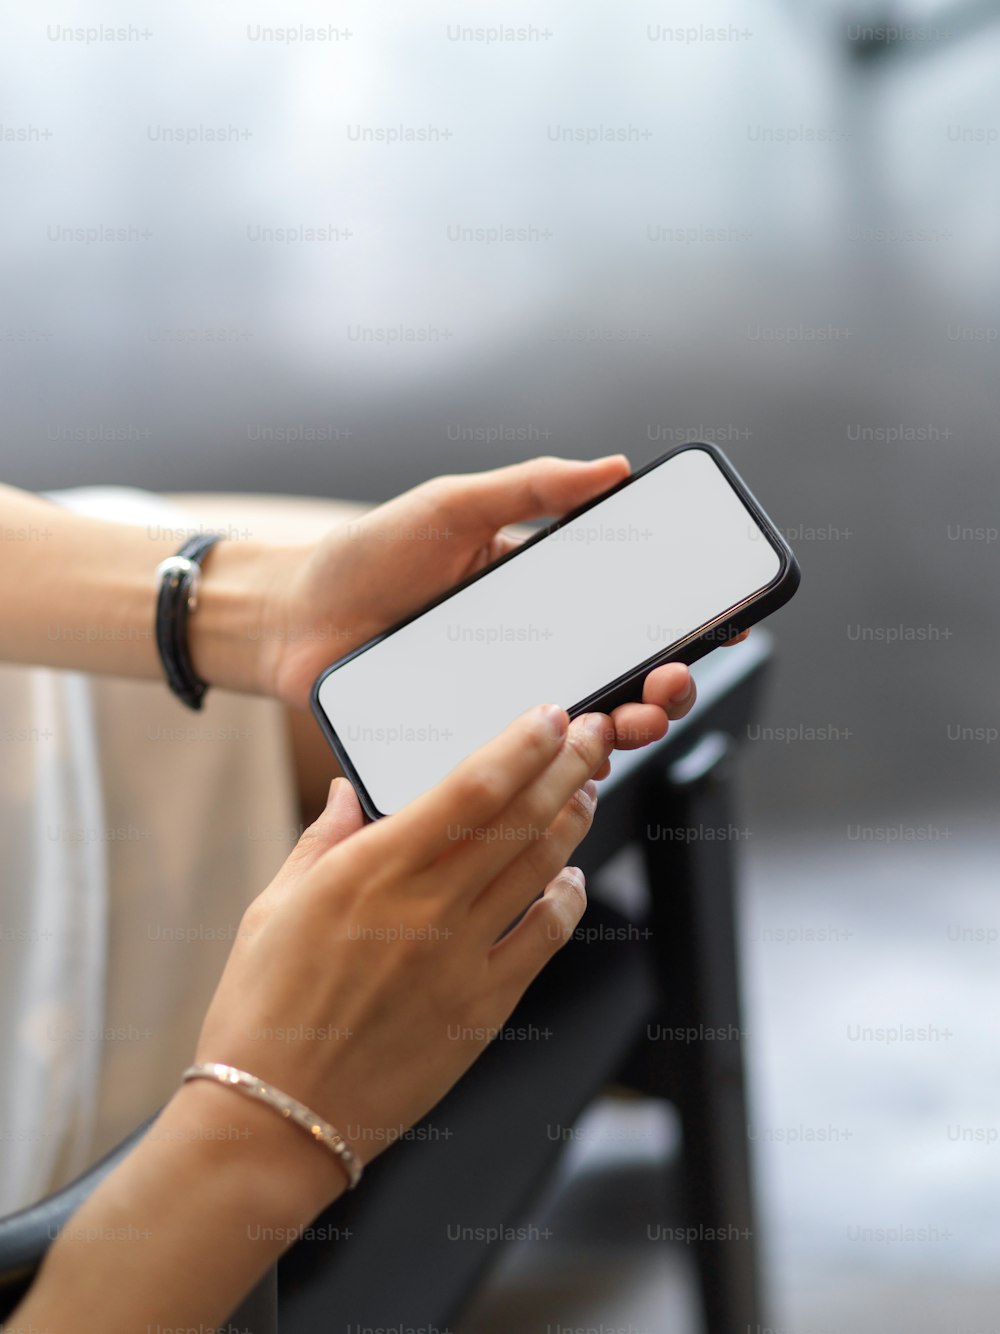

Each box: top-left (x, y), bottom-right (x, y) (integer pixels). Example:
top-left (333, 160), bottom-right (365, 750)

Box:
top-left (459, 454), bottom-right (631, 532)
top-left (277, 778), bottom-right (365, 885)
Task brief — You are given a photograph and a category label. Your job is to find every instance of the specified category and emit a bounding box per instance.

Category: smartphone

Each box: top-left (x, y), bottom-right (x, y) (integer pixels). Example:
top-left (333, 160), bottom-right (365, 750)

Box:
top-left (311, 443), bottom-right (799, 819)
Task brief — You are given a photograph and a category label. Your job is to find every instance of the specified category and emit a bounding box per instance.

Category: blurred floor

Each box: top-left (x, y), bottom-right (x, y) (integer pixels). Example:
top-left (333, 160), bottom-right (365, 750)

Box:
top-left (458, 812), bottom-right (1000, 1334)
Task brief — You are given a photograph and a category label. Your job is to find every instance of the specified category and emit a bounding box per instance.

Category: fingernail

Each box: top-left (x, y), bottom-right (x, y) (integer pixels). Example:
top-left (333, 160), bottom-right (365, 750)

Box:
top-left (325, 777), bottom-right (345, 810)
top-left (540, 703), bottom-right (569, 736)
top-left (583, 780), bottom-right (598, 803)
top-left (559, 866), bottom-right (586, 889)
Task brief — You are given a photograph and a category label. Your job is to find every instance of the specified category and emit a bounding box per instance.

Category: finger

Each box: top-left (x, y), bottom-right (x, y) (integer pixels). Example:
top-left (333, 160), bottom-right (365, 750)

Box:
top-left (269, 778), bottom-right (365, 893)
top-left (386, 702), bottom-right (570, 868)
top-left (488, 866), bottom-right (588, 999)
top-left (722, 628), bottom-right (750, 647)
top-left (642, 663), bottom-right (697, 719)
top-left (438, 455), bottom-right (631, 537)
top-left (473, 782), bottom-right (598, 943)
top-left (451, 712), bottom-right (613, 887)
top-left (610, 702), bottom-right (669, 751)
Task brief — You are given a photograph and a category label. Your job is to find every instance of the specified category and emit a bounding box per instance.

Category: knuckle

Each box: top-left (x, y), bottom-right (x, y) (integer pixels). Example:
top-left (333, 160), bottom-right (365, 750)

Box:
top-left (239, 899), bottom-right (267, 938)
top-left (559, 872), bottom-right (588, 916)
top-left (514, 786), bottom-right (558, 843)
top-left (288, 821), bottom-right (327, 867)
top-left (537, 792), bottom-right (592, 856)
top-left (454, 764), bottom-right (504, 813)
top-left (408, 477), bottom-right (449, 514)
top-left (543, 881), bottom-right (587, 947)
top-left (422, 474), bottom-right (456, 502)
top-left (295, 822), bottom-right (324, 854)
top-left (520, 712), bottom-right (562, 767)
top-left (565, 788), bottom-right (596, 836)
top-left (564, 722), bottom-right (606, 771)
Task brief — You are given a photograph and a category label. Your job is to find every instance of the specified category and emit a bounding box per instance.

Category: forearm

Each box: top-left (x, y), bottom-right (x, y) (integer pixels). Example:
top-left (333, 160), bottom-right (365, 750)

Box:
top-left (0, 483), bottom-right (297, 696)
top-left (5, 1081), bottom-right (346, 1334)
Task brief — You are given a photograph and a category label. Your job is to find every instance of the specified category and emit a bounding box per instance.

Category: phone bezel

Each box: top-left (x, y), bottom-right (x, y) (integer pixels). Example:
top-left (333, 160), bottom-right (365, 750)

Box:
top-left (310, 442), bottom-right (800, 820)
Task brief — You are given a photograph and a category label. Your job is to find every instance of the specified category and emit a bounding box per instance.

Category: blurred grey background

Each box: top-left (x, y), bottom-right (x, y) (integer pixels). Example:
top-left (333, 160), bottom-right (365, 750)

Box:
top-left (2, 0), bottom-right (999, 1329)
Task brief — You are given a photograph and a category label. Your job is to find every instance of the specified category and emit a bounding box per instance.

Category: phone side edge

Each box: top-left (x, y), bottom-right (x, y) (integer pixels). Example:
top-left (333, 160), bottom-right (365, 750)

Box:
top-left (309, 669), bottom-right (388, 821)
top-left (566, 445), bottom-right (801, 717)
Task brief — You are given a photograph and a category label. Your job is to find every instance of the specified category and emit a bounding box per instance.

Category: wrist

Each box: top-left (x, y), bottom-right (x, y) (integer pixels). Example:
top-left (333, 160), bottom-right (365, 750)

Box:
top-left (165, 1076), bottom-right (348, 1221)
top-left (10, 1074), bottom-right (349, 1334)
top-left (185, 539), bottom-right (297, 701)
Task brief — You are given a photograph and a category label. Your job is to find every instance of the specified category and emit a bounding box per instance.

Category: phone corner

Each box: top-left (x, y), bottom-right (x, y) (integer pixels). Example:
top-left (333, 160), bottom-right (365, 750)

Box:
top-left (308, 665), bottom-right (330, 720)
top-left (780, 546), bottom-right (803, 599)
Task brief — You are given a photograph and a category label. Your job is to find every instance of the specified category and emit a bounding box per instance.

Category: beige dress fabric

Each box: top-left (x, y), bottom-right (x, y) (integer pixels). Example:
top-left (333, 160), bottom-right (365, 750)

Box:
top-left (0, 488), bottom-right (299, 1214)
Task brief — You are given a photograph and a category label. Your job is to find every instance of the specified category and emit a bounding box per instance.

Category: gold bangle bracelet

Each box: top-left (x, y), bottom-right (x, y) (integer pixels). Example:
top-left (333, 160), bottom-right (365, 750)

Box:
top-left (182, 1061), bottom-right (362, 1190)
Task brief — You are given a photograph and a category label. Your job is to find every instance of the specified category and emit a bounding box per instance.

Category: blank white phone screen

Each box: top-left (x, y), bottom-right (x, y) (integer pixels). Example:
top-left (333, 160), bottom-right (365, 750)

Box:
top-left (316, 448), bottom-right (781, 815)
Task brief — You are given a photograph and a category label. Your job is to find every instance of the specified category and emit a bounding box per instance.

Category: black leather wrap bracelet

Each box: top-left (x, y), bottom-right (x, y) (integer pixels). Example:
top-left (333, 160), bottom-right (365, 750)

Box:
top-left (154, 532), bottom-right (224, 710)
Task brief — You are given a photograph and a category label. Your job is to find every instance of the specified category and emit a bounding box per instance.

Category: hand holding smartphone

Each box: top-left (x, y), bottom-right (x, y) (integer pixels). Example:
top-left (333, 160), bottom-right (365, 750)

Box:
top-left (312, 444), bottom-right (799, 818)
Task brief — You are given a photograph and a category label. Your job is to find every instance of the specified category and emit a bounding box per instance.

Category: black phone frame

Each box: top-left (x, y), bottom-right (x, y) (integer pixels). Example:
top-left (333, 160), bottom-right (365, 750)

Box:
top-left (310, 442), bottom-right (801, 820)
